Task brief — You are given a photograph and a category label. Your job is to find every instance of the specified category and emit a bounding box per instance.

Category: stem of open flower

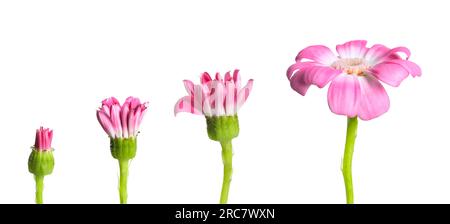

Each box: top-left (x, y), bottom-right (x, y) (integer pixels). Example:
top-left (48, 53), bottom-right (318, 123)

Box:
top-left (35, 175), bottom-right (44, 204)
top-left (220, 141), bottom-right (233, 204)
top-left (342, 117), bottom-right (358, 204)
top-left (119, 159), bottom-right (129, 204)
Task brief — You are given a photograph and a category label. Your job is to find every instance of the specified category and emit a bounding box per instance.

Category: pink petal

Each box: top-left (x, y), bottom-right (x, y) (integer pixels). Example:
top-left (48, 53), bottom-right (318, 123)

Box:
top-left (111, 104), bottom-right (122, 137)
top-left (183, 80), bottom-right (195, 95)
top-left (295, 45), bottom-right (337, 65)
top-left (120, 102), bottom-right (130, 138)
top-left (127, 109), bottom-right (136, 137)
top-left (34, 129), bottom-right (39, 149)
top-left (356, 76), bottom-right (390, 121)
top-left (289, 65), bottom-right (342, 95)
top-left (129, 97), bottom-right (141, 109)
top-left (215, 72), bottom-right (222, 81)
top-left (133, 108), bottom-right (142, 135)
top-left (39, 128), bottom-right (44, 150)
top-left (224, 71), bottom-right (232, 82)
top-left (336, 40), bottom-right (368, 59)
top-left (237, 79), bottom-right (253, 110)
top-left (202, 94), bottom-right (212, 116)
top-left (232, 69), bottom-right (241, 88)
top-left (369, 62), bottom-right (409, 87)
top-left (97, 111), bottom-right (115, 137)
top-left (224, 81), bottom-right (236, 115)
top-left (386, 47), bottom-right (411, 60)
top-left (364, 44), bottom-right (391, 64)
top-left (48, 130), bottom-right (53, 149)
top-left (210, 81), bottom-right (225, 115)
top-left (385, 59), bottom-right (422, 77)
top-left (327, 74), bottom-right (361, 117)
top-left (286, 61), bottom-right (316, 80)
top-left (200, 72), bottom-right (212, 84)
top-left (174, 96), bottom-right (202, 115)
top-left (136, 105), bottom-right (148, 129)
top-left (193, 85), bottom-right (204, 114)
top-left (102, 97), bottom-right (119, 107)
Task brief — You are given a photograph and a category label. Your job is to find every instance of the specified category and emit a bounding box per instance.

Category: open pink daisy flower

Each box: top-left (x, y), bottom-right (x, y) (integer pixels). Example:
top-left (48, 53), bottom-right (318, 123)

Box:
top-left (287, 40), bottom-right (421, 120)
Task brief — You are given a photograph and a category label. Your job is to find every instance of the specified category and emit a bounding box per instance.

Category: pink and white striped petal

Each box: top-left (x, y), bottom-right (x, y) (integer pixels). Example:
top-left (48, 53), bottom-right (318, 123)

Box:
top-left (295, 45), bottom-right (337, 65)
top-left (225, 81), bottom-right (236, 115)
top-left (364, 44), bottom-right (391, 65)
top-left (237, 79), bottom-right (253, 111)
top-left (356, 76), bottom-right (390, 121)
top-left (97, 111), bottom-right (116, 138)
top-left (369, 62), bottom-right (410, 87)
top-left (183, 80), bottom-right (195, 95)
top-left (120, 103), bottom-right (130, 138)
top-left (175, 70), bottom-right (253, 117)
top-left (336, 40), bottom-right (368, 59)
top-left (327, 74), bottom-right (361, 118)
top-left (290, 65), bottom-right (342, 96)
top-left (174, 96), bottom-right (202, 115)
top-left (385, 59), bottom-right (422, 77)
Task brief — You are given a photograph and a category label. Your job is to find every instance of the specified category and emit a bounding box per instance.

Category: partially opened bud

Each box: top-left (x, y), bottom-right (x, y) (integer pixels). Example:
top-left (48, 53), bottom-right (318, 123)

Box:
top-left (28, 126), bottom-right (55, 204)
top-left (97, 96), bottom-right (148, 204)
top-left (28, 127), bottom-right (54, 176)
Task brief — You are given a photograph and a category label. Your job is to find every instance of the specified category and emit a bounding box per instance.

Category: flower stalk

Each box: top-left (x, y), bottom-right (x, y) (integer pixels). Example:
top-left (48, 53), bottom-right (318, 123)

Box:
top-left (119, 159), bottom-right (129, 204)
top-left (220, 140), bottom-right (233, 204)
top-left (34, 175), bottom-right (44, 204)
top-left (342, 117), bottom-right (358, 204)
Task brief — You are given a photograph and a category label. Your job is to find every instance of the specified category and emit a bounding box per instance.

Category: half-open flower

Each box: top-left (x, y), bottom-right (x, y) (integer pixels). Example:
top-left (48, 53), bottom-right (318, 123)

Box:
top-left (287, 40), bottom-right (421, 120)
top-left (174, 69), bottom-right (253, 117)
top-left (174, 69), bottom-right (254, 204)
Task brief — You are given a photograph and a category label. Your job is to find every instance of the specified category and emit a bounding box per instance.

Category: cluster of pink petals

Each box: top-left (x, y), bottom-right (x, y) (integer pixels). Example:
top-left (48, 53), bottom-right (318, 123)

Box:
top-left (34, 127), bottom-right (53, 151)
top-left (97, 97), bottom-right (148, 139)
top-left (287, 40), bottom-right (421, 120)
top-left (175, 69), bottom-right (253, 117)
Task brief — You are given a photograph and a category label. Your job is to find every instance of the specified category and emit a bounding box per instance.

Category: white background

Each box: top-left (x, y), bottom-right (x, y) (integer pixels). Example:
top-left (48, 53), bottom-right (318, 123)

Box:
top-left (0, 0), bottom-right (448, 204)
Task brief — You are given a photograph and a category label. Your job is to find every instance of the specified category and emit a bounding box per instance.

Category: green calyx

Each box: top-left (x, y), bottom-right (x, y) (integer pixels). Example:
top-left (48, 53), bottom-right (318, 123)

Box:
top-left (110, 137), bottom-right (137, 160)
top-left (28, 149), bottom-right (55, 176)
top-left (206, 115), bottom-right (240, 142)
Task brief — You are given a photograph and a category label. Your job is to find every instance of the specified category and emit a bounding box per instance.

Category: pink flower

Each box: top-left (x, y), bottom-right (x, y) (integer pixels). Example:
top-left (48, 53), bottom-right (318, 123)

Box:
top-left (97, 97), bottom-right (148, 138)
top-left (175, 69), bottom-right (254, 116)
top-left (287, 40), bottom-right (421, 120)
top-left (34, 127), bottom-right (53, 151)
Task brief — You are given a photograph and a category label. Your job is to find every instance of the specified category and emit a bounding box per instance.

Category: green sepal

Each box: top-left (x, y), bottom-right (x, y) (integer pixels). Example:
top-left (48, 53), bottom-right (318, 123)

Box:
top-left (28, 149), bottom-right (55, 176)
top-left (206, 115), bottom-right (240, 142)
top-left (110, 137), bottom-right (137, 160)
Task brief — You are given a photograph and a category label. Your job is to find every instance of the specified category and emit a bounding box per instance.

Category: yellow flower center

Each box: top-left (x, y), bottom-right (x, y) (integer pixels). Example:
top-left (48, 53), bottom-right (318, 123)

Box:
top-left (332, 58), bottom-right (369, 76)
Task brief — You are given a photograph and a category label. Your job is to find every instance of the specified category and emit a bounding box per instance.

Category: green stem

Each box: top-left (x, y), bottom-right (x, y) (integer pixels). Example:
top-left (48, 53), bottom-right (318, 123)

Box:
top-left (342, 117), bottom-right (358, 204)
top-left (35, 175), bottom-right (44, 204)
top-left (119, 159), bottom-right (129, 204)
top-left (220, 141), bottom-right (233, 204)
